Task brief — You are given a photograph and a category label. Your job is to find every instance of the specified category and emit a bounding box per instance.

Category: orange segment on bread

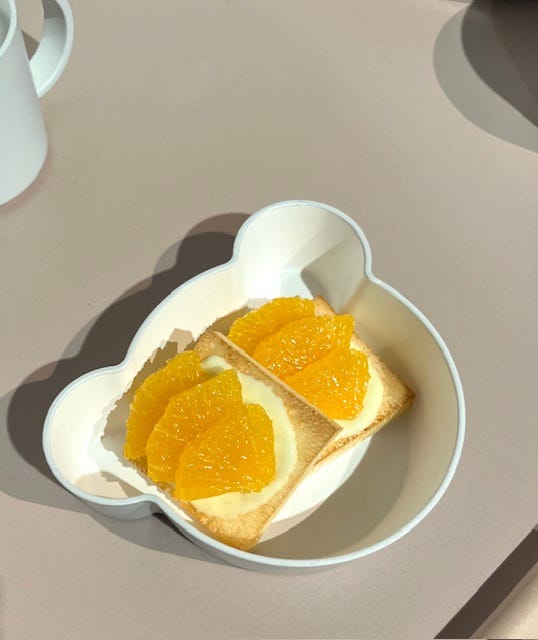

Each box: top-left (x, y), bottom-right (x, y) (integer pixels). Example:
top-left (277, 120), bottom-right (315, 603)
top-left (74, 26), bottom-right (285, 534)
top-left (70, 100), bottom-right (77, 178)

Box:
top-left (285, 346), bottom-right (370, 420)
top-left (123, 351), bottom-right (208, 461)
top-left (227, 296), bottom-right (315, 355)
top-left (175, 400), bottom-right (275, 501)
top-left (312, 296), bottom-right (414, 464)
top-left (252, 314), bottom-right (355, 379)
top-left (145, 369), bottom-right (244, 484)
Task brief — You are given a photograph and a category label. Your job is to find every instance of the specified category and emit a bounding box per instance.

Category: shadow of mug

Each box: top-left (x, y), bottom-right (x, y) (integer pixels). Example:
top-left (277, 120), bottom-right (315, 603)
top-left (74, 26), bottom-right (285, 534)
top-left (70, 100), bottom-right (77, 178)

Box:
top-left (433, 0), bottom-right (538, 152)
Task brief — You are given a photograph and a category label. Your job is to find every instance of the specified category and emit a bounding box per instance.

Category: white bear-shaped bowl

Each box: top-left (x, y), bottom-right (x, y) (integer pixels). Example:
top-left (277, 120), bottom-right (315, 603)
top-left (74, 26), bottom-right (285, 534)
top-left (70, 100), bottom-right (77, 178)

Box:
top-left (43, 201), bottom-right (465, 572)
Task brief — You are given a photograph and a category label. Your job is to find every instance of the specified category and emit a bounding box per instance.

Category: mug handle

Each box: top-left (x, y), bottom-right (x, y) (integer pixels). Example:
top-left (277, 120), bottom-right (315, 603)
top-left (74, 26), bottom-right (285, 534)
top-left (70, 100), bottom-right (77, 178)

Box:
top-left (29, 0), bottom-right (74, 98)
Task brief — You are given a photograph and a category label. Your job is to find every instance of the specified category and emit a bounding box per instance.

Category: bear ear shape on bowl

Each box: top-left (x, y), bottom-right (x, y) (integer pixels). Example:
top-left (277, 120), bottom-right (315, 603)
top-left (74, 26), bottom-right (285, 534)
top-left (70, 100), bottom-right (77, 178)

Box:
top-left (42, 200), bottom-right (465, 572)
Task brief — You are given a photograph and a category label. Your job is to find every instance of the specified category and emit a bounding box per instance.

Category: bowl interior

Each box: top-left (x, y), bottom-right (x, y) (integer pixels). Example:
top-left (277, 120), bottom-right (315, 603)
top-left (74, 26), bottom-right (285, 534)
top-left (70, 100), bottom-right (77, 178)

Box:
top-left (45, 202), bottom-right (461, 562)
top-left (257, 279), bottom-right (459, 558)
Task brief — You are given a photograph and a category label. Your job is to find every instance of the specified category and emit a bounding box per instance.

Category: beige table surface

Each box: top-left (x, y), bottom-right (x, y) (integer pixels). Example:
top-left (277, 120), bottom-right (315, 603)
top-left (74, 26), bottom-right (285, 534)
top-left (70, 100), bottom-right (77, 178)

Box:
top-left (1, 1), bottom-right (537, 638)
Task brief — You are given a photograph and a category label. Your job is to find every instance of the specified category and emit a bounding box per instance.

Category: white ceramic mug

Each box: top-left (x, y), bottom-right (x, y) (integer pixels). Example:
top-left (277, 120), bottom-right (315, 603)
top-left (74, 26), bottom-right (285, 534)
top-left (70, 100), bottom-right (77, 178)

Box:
top-left (0, 0), bottom-right (73, 205)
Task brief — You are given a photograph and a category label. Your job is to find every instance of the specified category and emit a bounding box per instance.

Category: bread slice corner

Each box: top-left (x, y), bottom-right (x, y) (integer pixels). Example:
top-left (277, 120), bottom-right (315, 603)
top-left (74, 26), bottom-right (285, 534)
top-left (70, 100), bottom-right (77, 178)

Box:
top-left (312, 295), bottom-right (414, 465)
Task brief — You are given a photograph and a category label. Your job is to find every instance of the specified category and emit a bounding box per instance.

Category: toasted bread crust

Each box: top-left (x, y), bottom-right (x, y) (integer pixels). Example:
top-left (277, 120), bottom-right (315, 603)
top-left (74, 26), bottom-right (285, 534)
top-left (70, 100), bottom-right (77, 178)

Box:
top-left (312, 296), bottom-right (414, 464)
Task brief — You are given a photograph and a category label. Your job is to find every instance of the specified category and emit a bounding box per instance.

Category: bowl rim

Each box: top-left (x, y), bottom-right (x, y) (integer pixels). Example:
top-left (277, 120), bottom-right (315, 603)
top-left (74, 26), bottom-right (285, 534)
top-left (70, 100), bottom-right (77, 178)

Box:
top-left (42, 199), bottom-right (466, 569)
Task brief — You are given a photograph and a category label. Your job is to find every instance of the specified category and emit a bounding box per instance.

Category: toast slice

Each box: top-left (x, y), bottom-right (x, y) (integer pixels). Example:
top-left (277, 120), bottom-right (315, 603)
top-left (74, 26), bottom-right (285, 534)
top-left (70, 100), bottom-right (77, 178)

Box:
top-left (312, 296), bottom-right (414, 464)
top-left (128, 331), bottom-right (342, 551)
top-left (182, 330), bottom-right (342, 549)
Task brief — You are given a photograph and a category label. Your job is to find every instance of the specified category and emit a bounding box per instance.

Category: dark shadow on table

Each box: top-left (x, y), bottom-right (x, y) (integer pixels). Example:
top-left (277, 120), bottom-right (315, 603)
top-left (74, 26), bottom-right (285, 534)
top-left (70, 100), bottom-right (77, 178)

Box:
top-left (434, 0), bottom-right (538, 152)
top-left (436, 527), bottom-right (538, 638)
top-left (1, 212), bottom-right (249, 566)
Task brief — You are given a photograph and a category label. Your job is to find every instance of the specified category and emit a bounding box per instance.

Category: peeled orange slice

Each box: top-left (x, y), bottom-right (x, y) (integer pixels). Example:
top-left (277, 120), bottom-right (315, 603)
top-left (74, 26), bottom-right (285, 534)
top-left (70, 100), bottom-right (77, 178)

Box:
top-left (285, 347), bottom-right (370, 420)
top-left (124, 351), bottom-right (207, 461)
top-left (145, 369), bottom-right (244, 483)
top-left (175, 403), bottom-right (275, 501)
top-left (228, 297), bottom-right (315, 355)
top-left (252, 314), bottom-right (355, 379)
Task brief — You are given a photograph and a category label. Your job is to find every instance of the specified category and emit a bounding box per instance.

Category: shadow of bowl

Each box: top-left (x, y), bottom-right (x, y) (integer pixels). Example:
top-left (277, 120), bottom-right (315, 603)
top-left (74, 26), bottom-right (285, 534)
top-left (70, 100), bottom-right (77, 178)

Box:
top-left (1, 212), bottom-right (249, 565)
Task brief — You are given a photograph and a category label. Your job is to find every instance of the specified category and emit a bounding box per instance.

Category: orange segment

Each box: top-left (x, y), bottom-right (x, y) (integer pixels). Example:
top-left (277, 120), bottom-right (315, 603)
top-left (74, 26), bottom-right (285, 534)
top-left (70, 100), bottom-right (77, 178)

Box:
top-left (228, 297), bottom-right (315, 355)
top-left (175, 403), bottom-right (275, 501)
top-left (124, 351), bottom-right (207, 460)
top-left (145, 369), bottom-right (244, 483)
top-left (253, 314), bottom-right (355, 379)
top-left (285, 348), bottom-right (370, 420)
